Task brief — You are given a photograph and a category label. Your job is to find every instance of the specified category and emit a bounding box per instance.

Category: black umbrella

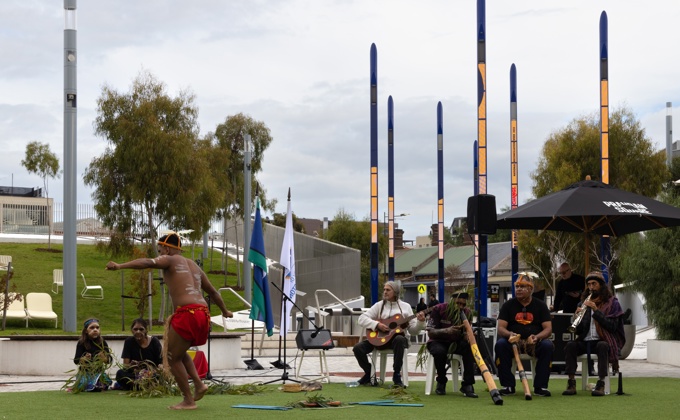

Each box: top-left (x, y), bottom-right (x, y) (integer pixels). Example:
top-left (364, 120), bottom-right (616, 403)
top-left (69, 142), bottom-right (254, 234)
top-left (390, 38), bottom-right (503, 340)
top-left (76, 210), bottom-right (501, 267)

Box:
top-left (497, 179), bottom-right (680, 270)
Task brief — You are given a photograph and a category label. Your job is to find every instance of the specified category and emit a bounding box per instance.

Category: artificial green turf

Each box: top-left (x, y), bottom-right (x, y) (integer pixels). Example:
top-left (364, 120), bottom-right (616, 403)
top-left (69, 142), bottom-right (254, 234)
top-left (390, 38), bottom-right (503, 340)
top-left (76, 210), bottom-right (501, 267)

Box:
top-left (0, 378), bottom-right (677, 419)
top-left (0, 242), bottom-right (249, 335)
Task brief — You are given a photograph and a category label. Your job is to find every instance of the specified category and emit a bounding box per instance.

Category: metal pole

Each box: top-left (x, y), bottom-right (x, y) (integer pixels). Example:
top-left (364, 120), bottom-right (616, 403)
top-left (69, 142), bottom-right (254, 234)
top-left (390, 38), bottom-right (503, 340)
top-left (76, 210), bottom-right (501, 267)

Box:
top-left (62, 0), bottom-right (77, 332)
top-left (243, 134), bottom-right (252, 303)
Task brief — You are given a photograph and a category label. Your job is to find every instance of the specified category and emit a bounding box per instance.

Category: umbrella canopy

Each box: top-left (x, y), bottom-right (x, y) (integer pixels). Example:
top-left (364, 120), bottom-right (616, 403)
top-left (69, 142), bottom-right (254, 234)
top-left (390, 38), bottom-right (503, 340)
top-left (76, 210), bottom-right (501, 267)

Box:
top-left (497, 179), bottom-right (680, 272)
top-left (497, 179), bottom-right (680, 237)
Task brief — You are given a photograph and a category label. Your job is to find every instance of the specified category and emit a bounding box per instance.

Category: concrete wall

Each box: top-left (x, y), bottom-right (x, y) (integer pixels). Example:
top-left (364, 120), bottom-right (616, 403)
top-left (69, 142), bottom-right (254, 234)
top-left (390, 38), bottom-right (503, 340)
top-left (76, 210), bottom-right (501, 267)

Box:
top-left (0, 333), bottom-right (243, 376)
top-left (647, 340), bottom-right (680, 367)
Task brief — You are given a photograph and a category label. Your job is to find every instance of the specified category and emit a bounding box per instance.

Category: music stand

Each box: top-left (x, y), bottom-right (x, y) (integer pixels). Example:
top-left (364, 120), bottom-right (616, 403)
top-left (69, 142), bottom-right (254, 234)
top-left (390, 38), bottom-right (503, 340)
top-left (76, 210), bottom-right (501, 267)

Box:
top-left (202, 294), bottom-right (227, 384)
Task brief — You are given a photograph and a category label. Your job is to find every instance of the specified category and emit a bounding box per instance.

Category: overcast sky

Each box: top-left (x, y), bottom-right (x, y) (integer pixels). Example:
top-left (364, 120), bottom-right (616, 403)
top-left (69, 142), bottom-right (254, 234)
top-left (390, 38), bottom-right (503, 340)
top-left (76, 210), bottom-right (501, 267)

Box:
top-left (1, 0), bottom-right (679, 240)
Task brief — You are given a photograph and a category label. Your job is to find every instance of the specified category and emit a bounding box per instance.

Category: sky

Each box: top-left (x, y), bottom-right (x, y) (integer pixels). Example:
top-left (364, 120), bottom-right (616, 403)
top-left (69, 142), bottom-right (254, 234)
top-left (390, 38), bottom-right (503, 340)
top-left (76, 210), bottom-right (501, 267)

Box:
top-left (1, 0), bottom-right (679, 240)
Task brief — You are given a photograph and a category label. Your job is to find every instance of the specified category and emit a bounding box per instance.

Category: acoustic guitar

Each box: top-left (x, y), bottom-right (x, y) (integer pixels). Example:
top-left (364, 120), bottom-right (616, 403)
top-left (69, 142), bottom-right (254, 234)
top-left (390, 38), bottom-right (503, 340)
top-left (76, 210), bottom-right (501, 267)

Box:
top-left (366, 306), bottom-right (433, 347)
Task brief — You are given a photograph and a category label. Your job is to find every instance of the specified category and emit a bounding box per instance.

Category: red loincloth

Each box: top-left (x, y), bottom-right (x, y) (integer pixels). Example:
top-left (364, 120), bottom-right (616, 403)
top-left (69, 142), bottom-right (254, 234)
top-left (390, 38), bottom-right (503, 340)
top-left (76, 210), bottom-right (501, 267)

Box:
top-left (170, 304), bottom-right (211, 346)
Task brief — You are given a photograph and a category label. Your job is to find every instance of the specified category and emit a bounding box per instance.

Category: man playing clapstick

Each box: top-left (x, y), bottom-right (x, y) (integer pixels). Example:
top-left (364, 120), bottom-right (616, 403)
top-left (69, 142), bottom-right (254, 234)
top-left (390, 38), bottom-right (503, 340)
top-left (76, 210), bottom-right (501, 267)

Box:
top-left (495, 273), bottom-right (554, 397)
top-left (426, 292), bottom-right (477, 397)
top-left (562, 272), bottom-right (625, 396)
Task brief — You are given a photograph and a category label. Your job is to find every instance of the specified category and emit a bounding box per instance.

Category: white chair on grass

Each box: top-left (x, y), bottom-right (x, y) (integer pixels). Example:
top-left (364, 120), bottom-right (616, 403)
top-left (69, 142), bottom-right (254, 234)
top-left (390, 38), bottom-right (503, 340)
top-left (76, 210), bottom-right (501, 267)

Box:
top-left (371, 347), bottom-right (410, 386)
top-left (578, 354), bottom-right (611, 395)
top-left (81, 274), bottom-right (104, 299)
top-left (52, 269), bottom-right (63, 294)
top-left (424, 353), bottom-right (463, 395)
top-left (3, 292), bottom-right (28, 327)
top-left (25, 292), bottom-right (58, 328)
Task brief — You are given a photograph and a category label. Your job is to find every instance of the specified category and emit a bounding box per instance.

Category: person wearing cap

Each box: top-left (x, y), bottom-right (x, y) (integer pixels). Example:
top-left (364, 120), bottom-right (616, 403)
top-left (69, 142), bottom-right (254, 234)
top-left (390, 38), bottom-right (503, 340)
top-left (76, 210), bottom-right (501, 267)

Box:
top-left (426, 292), bottom-right (478, 397)
top-left (354, 281), bottom-right (426, 387)
top-left (73, 318), bottom-right (113, 392)
top-left (106, 233), bottom-right (233, 410)
top-left (495, 274), bottom-right (554, 397)
top-left (551, 262), bottom-right (586, 313)
top-left (562, 271), bottom-right (625, 397)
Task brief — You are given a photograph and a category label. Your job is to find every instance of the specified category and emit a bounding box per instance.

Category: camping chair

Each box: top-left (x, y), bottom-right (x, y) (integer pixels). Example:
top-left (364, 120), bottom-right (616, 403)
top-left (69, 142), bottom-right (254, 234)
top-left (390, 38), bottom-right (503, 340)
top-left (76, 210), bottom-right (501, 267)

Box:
top-left (81, 273), bottom-right (104, 299)
top-left (3, 292), bottom-right (28, 327)
top-left (25, 292), bottom-right (58, 328)
top-left (52, 269), bottom-right (63, 294)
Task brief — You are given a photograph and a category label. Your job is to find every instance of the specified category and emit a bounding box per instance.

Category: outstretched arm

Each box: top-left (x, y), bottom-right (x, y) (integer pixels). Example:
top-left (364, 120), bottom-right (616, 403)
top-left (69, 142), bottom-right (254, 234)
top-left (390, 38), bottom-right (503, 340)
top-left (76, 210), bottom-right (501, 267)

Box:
top-left (106, 255), bottom-right (170, 271)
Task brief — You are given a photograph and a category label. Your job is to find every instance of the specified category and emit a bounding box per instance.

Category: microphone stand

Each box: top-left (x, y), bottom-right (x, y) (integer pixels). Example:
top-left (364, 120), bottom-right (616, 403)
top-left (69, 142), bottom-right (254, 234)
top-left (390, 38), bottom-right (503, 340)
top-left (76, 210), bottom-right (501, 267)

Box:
top-left (264, 282), bottom-right (302, 384)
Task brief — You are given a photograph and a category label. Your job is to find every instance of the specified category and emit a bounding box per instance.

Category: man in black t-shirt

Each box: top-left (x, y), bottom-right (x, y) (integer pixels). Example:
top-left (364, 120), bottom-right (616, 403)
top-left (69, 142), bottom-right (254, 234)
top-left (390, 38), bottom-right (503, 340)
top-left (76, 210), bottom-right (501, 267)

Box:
top-left (495, 274), bottom-right (554, 397)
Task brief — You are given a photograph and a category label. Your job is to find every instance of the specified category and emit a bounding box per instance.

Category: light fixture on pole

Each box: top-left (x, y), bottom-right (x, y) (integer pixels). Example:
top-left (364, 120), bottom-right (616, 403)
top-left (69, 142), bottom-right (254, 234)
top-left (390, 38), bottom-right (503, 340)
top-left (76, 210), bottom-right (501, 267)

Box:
top-left (384, 212), bottom-right (408, 282)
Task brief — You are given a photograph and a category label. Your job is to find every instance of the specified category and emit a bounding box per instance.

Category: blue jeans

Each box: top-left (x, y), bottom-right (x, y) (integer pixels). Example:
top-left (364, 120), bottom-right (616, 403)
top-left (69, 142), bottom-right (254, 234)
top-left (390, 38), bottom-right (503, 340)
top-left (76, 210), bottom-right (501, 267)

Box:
top-left (495, 337), bottom-right (553, 390)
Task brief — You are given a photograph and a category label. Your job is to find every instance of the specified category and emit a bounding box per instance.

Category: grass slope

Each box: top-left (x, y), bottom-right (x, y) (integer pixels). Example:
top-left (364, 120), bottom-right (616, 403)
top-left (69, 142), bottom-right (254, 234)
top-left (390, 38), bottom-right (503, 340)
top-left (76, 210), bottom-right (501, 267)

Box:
top-left (0, 242), bottom-right (249, 335)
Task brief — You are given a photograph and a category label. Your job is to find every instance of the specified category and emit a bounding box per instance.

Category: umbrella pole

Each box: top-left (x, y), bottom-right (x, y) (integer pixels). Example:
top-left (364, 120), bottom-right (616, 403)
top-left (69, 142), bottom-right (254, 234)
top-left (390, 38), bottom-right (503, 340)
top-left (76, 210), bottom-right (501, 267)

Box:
top-left (584, 232), bottom-right (589, 273)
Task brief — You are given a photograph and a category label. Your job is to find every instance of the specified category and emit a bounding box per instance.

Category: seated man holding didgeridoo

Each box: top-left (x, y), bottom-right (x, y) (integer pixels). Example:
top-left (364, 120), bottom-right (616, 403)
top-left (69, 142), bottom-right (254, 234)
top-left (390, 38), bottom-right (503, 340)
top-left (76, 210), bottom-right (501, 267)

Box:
top-left (426, 292), bottom-right (478, 397)
top-left (495, 273), bottom-right (554, 397)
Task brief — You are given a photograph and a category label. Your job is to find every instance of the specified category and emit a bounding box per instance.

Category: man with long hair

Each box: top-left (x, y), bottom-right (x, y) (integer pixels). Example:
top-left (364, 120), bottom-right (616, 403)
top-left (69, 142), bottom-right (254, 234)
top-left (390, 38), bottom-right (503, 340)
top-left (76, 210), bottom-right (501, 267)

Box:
top-left (562, 271), bottom-right (625, 397)
top-left (426, 292), bottom-right (478, 397)
top-left (106, 233), bottom-right (233, 409)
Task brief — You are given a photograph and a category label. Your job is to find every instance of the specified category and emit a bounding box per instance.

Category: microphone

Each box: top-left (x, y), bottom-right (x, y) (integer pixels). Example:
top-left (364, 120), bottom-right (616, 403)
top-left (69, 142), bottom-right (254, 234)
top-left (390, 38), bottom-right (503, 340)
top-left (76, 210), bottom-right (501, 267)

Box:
top-left (310, 325), bottom-right (322, 338)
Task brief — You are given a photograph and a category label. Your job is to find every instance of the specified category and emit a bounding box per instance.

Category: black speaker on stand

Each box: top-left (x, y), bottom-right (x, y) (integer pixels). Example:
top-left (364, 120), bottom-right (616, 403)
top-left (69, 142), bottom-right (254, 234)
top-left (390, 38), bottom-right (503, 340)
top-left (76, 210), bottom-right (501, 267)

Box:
top-left (467, 194), bottom-right (497, 235)
top-left (466, 194), bottom-right (497, 374)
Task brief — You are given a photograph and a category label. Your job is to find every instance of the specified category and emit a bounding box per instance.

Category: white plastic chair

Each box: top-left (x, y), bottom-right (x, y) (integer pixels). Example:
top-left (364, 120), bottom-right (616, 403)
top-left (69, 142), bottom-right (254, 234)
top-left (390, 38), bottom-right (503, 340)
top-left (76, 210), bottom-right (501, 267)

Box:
top-left (52, 269), bottom-right (63, 294)
top-left (25, 292), bottom-right (58, 328)
top-left (424, 353), bottom-right (463, 394)
top-left (578, 354), bottom-right (611, 395)
top-left (371, 347), bottom-right (410, 386)
top-left (81, 273), bottom-right (104, 299)
top-left (3, 292), bottom-right (28, 327)
top-left (511, 353), bottom-right (537, 387)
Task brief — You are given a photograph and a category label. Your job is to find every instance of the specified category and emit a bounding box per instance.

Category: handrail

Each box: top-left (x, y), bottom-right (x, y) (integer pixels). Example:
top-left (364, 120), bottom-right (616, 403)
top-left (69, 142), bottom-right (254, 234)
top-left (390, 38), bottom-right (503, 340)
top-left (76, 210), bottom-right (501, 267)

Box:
top-left (218, 287), bottom-right (251, 308)
top-left (314, 289), bottom-right (354, 314)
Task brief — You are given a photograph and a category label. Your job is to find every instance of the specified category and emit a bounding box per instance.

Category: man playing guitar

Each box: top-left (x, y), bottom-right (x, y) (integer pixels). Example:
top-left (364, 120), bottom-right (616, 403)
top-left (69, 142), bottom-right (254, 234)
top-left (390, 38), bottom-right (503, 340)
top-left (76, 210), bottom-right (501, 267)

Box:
top-left (353, 281), bottom-right (426, 387)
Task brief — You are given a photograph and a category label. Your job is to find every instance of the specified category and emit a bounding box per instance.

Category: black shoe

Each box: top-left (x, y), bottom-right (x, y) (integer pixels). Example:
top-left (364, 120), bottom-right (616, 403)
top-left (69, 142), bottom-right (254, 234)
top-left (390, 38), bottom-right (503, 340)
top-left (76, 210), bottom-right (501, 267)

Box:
top-left (392, 373), bottom-right (404, 388)
top-left (591, 380), bottom-right (605, 397)
top-left (499, 386), bottom-right (515, 396)
top-left (435, 382), bottom-right (446, 395)
top-left (357, 372), bottom-right (372, 385)
top-left (461, 385), bottom-right (478, 398)
top-left (534, 388), bottom-right (552, 397)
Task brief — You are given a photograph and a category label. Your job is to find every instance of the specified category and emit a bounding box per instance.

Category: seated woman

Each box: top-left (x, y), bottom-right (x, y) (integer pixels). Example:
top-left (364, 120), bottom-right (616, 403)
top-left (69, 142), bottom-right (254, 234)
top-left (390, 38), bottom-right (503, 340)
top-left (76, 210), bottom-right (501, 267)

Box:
top-left (114, 318), bottom-right (163, 390)
top-left (73, 318), bottom-right (113, 392)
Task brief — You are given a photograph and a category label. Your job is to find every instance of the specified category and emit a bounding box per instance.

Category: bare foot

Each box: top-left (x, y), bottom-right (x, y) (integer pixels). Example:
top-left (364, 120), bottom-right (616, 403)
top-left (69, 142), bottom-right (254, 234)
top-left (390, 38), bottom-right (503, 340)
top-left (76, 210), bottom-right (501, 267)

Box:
top-left (194, 383), bottom-right (208, 401)
top-left (168, 401), bottom-right (197, 410)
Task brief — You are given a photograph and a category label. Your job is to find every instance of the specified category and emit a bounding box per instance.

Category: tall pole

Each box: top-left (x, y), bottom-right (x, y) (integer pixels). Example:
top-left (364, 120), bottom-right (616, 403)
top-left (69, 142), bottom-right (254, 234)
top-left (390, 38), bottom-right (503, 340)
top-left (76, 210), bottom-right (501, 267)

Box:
top-left (476, 0), bottom-right (488, 317)
top-left (510, 63), bottom-right (519, 298)
top-left (599, 11), bottom-right (610, 280)
top-left (387, 96), bottom-right (395, 282)
top-left (666, 102), bottom-right (673, 167)
top-left (243, 134), bottom-right (252, 303)
top-left (63, 0), bottom-right (77, 332)
top-left (436, 102), bottom-right (445, 301)
top-left (369, 43), bottom-right (379, 304)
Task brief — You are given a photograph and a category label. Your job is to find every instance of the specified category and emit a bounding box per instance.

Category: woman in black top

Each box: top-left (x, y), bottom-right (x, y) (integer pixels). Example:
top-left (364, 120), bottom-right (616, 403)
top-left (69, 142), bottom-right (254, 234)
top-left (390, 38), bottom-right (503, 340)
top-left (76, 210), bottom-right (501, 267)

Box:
top-left (114, 318), bottom-right (163, 390)
top-left (73, 318), bottom-right (113, 391)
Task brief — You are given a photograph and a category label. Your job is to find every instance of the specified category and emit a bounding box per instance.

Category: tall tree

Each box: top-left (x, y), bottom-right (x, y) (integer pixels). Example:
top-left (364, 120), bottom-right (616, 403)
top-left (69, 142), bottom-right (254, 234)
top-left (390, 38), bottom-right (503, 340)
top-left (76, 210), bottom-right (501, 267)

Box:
top-left (519, 106), bottom-right (669, 286)
top-left (619, 158), bottom-right (680, 340)
top-left (206, 113), bottom-right (275, 286)
top-left (83, 71), bottom-right (221, 254)
top-left (21, 141), bottom-right (60, 249)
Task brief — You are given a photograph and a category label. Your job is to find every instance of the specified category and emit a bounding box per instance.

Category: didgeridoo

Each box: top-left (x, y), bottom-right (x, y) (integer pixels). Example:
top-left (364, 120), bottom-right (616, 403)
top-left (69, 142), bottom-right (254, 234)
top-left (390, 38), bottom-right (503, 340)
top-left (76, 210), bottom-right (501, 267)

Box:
top-left (460, 311), bottom-right (503, 405)
top-left (508, 335), bottom-right (532, 400)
